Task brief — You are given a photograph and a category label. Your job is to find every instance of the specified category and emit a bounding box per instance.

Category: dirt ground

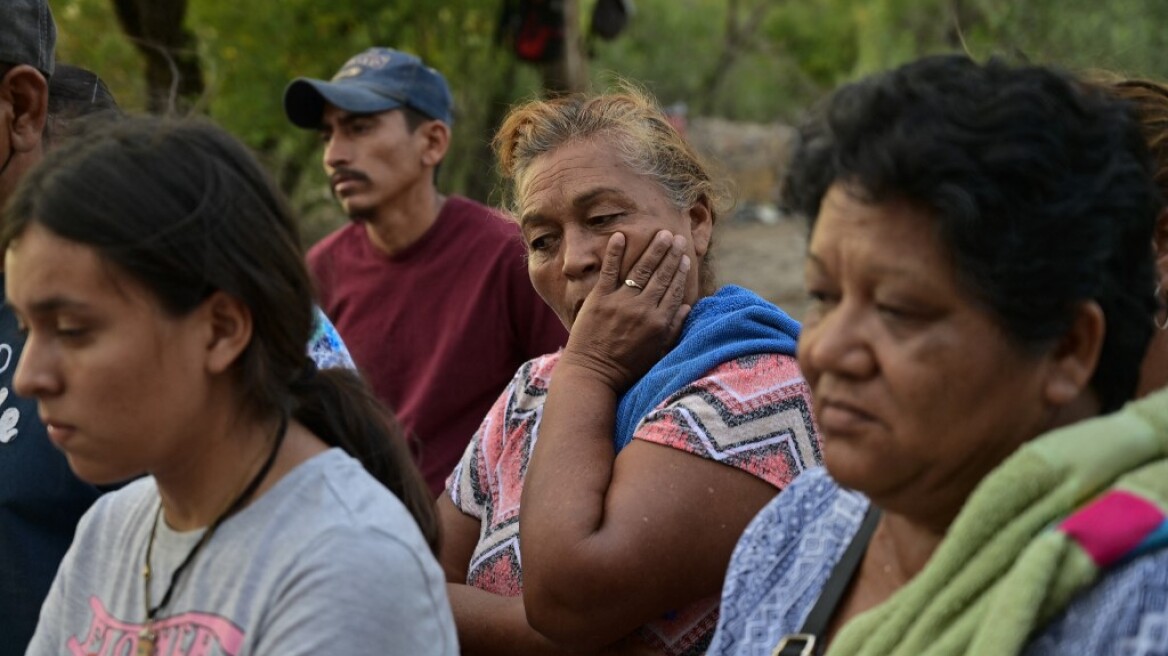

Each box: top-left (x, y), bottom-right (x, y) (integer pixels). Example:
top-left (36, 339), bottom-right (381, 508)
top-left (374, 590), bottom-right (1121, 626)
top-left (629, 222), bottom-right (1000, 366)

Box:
top-left (712, 217), bottom-right (812, 321)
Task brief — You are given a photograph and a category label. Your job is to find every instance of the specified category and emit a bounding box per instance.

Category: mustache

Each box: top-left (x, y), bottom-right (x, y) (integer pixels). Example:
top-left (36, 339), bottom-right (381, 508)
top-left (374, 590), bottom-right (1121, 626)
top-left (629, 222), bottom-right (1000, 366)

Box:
top-left (329, 168), bottom-right (371, 190)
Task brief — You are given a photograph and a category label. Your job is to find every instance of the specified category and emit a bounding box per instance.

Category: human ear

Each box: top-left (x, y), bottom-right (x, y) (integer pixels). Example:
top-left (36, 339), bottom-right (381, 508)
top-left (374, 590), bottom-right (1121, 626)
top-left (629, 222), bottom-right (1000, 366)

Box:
top-left (687, 194), bottom-right (714, 259)
top-left (418, 120), bottom-right (451, 168)
top-left (1043, 301), bottom-right (1105, 406)
top-left (201, 291), bottom-right (253, 375)
top-left (0, 65), bottom-right (48, 154)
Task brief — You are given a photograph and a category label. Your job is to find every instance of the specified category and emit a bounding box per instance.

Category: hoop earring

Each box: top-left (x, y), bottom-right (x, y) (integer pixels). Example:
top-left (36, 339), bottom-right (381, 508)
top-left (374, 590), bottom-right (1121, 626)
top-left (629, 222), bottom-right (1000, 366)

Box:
top-left (1156, 285), bottom-right (1168, 331)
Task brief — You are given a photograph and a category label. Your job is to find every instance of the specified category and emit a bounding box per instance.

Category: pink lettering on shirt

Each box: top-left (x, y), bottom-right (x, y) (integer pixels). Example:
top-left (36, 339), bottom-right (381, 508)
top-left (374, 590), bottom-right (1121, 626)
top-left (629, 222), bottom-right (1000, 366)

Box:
top-left (67, 597), bottom-right (245, 656)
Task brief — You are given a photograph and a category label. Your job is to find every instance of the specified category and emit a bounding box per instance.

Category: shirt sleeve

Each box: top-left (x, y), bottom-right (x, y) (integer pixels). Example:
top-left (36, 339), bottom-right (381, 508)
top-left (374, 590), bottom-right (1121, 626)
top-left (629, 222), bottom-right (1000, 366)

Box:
top-left (445, 355), bottom-right (557, 521)
top-left (707, 469), bottom-right (863, 656)
top-left (632, 353), bottom-right (821, 489)
top-left (23, 494), bottom-right (110, 656)
top-left (23, 551), bottom-right (69, 655)
top-left (445, 411), bottom-right (491, 522)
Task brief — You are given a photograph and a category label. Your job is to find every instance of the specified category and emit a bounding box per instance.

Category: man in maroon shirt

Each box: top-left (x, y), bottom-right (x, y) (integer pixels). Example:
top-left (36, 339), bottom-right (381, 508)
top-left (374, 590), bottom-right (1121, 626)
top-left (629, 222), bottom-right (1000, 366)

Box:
top-left (284, 48), bottom-right (567, 495)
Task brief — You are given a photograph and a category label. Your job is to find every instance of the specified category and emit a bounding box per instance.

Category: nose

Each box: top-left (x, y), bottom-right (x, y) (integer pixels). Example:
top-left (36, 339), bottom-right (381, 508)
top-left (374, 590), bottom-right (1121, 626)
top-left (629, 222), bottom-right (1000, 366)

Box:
top-left (12, 335), bottom-right (62, 400)
top-left (561, 226), bottom-right (603, 280)
top-left (797, 299), bottom-right (877, 383)
top-left (323, 134), bottom-right (350, 171)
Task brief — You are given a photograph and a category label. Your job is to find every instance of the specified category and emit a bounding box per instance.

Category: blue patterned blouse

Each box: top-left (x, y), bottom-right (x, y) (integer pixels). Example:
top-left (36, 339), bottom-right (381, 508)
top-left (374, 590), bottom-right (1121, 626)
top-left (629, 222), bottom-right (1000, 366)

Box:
top-left (708, 467), bottom-right (1168, 656)
top-left (308, 307), bottom-right (355, 370)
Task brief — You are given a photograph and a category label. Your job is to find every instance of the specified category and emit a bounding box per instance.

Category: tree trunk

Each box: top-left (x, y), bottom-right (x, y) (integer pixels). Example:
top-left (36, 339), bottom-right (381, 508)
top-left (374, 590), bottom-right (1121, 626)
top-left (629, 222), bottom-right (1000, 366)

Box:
top-left (465, 59), bottom-right (519, 202)
top-left (110, 0), bottom-right (204, 115)
top-left (540, 0), bottom-right (589, 96)
top-left (694, 0), bottom-right (774, 115)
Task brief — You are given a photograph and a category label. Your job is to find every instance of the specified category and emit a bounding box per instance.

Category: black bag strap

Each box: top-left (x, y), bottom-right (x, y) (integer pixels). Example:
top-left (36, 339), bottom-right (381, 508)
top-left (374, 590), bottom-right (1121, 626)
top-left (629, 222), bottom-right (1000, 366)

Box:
top-left (772, 504), bottom-right (881, 656)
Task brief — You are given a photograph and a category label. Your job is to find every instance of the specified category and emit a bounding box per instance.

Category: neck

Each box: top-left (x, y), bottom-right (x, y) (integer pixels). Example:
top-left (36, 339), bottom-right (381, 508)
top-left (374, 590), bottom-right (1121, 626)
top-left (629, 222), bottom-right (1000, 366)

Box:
top-left (875, 511), bottom-right (946, 582)
top-left (871, 397), bottom-right (1102, 579)
top-left (362, 186), bottom-right (445, 256)
top-left (152, 410), bottom-right (283, 531)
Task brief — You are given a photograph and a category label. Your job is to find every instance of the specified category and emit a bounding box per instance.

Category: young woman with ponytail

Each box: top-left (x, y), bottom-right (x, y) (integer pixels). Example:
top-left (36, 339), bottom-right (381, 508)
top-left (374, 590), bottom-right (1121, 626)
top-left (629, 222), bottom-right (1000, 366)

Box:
top-left (10, 116), bottom-right (456, 656)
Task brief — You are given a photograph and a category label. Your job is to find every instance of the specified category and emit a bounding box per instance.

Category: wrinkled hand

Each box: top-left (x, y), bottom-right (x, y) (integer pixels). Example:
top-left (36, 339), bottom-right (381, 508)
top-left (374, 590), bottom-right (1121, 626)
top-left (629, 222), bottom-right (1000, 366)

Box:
top-left (560, 230), bottom-right (691, 392)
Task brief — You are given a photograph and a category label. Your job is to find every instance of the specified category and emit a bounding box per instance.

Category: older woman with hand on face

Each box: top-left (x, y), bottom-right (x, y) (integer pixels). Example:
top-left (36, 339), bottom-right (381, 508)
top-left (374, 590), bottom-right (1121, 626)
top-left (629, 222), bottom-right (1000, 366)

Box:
top-left (437, 87), bottom-right (821, 655)
top-left (707, 55), bottom-right (1168, 656)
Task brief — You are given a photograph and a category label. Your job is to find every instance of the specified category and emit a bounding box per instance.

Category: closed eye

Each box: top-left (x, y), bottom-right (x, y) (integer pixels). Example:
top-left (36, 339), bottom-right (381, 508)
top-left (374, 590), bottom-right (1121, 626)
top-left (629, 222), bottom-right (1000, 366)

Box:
top-left (876, 303), bottom-right (913, 320)
top-left (807, 289), bottom-right (839, 306)
top-left (347, 119), bottom-right (375, 136)
top-left (586, 213), bottom-right (624, 228)
top-left (56, 326), bottom-right (89, 338)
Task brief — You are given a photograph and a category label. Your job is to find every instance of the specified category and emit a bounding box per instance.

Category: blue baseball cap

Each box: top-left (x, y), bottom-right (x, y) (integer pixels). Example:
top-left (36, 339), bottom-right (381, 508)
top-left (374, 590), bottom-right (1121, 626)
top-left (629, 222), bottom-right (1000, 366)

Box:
top-left (284, 47), bottom-right (453, 129)
top-left (0, 0), bottom-right (56, 77)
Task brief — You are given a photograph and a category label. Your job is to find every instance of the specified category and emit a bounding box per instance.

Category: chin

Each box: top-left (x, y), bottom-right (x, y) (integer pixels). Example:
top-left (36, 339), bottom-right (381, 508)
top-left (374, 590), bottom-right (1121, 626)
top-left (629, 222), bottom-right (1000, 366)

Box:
top-left (821, 442), bottom-right (883, 494)
top-left (345, 207), bottom-right (375, 224)
top-left (66, 456), bottom-right (143, 487)
top-left (338, 197), bottom-right (373, 220)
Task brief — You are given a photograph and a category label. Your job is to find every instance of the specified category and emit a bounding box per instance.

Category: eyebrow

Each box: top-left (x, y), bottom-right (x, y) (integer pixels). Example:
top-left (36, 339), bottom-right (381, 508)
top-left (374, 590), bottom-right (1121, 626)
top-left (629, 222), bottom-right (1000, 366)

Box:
top-left (572, 187), bottom-right (628, 208)
top-left (22, 297), bottom-right (92, 315)
top-left (519, 186), bottom-right (631, 228)
top-left (805, 251), bottom-right (936, 282)
top-left (319, 112), bottom-right (377, 131)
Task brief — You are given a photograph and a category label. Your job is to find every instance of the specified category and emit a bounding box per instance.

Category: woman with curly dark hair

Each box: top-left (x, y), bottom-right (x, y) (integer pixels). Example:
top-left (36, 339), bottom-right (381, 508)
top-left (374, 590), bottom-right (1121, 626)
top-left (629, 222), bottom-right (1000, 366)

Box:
top-left (709, 55), bottom-right (1168, 656)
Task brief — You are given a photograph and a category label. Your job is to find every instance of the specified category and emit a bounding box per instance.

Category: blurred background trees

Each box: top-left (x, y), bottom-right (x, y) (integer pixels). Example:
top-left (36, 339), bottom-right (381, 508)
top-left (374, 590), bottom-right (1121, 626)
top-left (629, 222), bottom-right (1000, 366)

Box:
top-left (51, 0), bottom-right (1168, 243)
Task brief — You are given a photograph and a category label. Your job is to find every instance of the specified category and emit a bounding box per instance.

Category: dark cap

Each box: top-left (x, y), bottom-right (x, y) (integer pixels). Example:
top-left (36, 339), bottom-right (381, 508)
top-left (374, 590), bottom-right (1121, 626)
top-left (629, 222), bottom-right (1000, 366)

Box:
top-left (0, 0), bottom-right (56, 77)
top-left (283, 47), bottom-right (452, 129)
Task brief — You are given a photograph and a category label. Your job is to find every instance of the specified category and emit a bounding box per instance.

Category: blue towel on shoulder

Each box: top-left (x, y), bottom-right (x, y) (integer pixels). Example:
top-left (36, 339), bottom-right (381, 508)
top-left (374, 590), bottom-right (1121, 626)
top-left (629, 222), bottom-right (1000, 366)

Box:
top-left (613, 285), bottom-right (801, 452)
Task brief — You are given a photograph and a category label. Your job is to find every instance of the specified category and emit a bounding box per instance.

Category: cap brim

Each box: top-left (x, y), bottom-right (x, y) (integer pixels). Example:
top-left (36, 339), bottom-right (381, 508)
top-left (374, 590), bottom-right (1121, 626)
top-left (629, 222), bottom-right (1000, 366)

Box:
top-left (283, 78), bottom-right (406, 129)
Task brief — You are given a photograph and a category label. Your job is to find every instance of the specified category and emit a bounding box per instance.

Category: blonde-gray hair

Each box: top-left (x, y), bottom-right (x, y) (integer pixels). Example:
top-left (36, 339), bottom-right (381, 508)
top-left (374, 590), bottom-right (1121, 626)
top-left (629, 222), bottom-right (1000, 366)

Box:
top-left (493, 85), bottom-right (727, 290)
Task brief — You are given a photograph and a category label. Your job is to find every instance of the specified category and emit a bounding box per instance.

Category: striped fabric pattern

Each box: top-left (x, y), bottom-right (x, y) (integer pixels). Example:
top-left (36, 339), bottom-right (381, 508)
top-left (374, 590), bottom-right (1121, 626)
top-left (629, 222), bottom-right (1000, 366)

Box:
top-left (446, 351), bottom-right (820, 655)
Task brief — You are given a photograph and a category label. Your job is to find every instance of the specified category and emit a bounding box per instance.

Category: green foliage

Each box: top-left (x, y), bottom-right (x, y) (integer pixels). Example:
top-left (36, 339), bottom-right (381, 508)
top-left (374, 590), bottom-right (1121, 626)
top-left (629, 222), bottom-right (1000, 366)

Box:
top-left (54, 0), bottom-right (545, 242)
top-left (48, 0), bottom-right (1168, 244)
top-left (764, 0), bottom-right (859, 86)
top-left (54, 0), bottom-right (144, 112)
top-left (961, 0), bottom-right (1168, 76)
top-left (589, 0), bottom-right (727, 105)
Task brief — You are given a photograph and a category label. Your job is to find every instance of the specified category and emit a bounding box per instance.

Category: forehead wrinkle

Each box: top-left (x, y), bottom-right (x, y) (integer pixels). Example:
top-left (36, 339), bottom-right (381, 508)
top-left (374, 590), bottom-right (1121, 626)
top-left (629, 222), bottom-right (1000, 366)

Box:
top-left (572, 186), bottom-right (630, 209)
top-left (519, 185), bottom-right (631, 228)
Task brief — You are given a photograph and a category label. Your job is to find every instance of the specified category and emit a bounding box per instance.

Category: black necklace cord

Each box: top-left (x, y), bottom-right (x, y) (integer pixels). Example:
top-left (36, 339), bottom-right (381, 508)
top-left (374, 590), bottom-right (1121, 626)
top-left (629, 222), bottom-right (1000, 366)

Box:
top-left (144, 412), bottom-right (290, 620)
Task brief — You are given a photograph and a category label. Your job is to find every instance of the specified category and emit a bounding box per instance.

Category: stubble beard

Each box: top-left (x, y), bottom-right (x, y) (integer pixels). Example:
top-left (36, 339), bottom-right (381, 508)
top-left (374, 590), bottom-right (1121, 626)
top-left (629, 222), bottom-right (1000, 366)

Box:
top-left (347, 207), bottom-right (375, 224)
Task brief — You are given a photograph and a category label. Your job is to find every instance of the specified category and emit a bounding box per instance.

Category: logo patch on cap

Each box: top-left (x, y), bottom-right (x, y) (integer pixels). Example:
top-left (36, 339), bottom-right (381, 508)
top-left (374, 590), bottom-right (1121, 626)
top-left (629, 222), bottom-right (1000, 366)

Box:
top-left (332, 51), bottom-right (393, 81)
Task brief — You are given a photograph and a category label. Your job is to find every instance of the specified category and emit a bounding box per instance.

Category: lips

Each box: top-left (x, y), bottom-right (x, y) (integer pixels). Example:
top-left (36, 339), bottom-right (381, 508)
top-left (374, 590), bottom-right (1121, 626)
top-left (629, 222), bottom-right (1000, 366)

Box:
top-left (815, 397), bottom-right (880, 435)
top-left (331, 177), bottom-right (363, 195)
top-left (330, 170), bottom-right (368, 196)
top-left (42, 418), bottom-right (77, 447)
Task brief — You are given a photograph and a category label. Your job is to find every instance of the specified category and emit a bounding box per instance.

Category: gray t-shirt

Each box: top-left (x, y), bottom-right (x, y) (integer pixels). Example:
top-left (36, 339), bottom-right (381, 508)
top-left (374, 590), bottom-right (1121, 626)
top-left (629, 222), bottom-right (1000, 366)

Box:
top-left (26, 448), bottom-right (457, 655)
